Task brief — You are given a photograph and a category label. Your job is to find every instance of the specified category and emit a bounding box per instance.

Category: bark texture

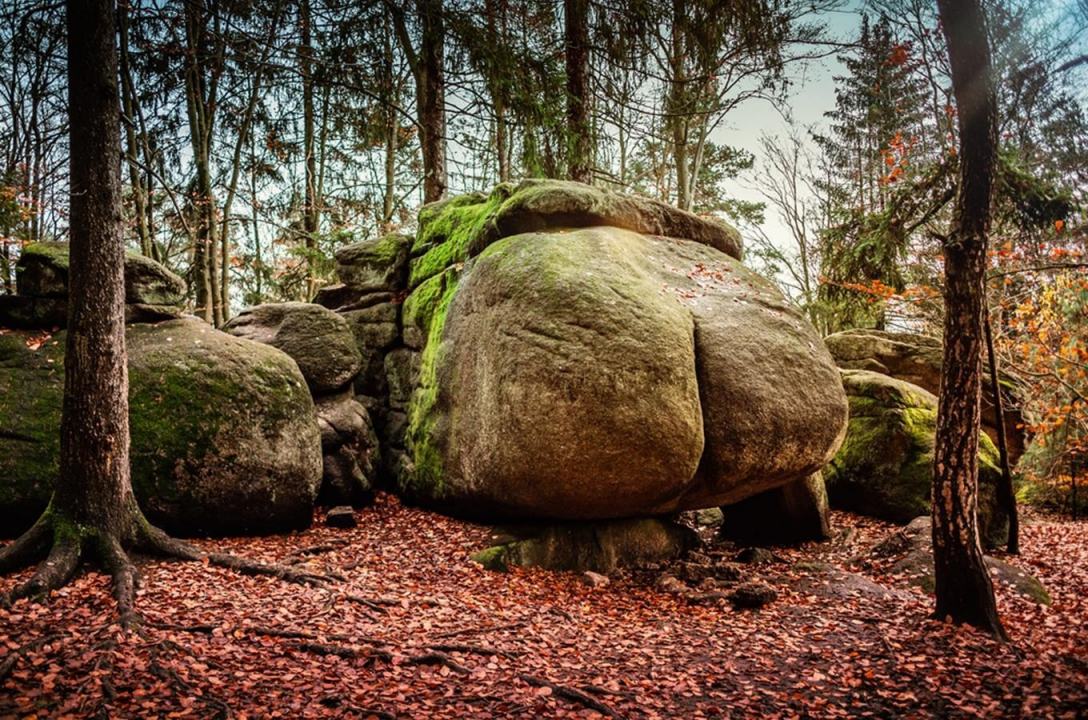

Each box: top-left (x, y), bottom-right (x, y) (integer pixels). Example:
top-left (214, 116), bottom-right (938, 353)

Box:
top-left (931, 0), bottom-right (1005, 638)
top-left (564, 0), bottom-right (591, 183)
top-left (0, 0), bottom-right (333, 621)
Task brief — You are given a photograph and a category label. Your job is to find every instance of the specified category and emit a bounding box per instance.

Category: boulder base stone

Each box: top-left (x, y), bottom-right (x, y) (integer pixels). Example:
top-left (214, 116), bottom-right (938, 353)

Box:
top-left (719, 473), bottom-right (830, 545)
top-left (223, 302), bottom-right (362, 393)
top-left (0, 319), bottom-right (322, 537)
top-left (825, 369), bottom-right (1007, 547)
top-left (471, 518), bottom-right (697, 573)
top-left (315, 393), bottom-right (379, 505)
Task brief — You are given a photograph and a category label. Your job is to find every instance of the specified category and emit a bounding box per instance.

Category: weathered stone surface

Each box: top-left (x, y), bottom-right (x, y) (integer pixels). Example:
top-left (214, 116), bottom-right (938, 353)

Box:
top-left (326, 506), bottom-right (357, 529)
top-left (315, 392), bottom-right (379, 505)
top-left (728, 580), bottom-right (777, 609)
top-left (223, 302), bottom-right (362, 394)
top-left (0, 295), bottom-right (184, 329)
top-left (16, 241), bottom-right (186, 306)
top-left (343, 316), bottom-right (400, 355)
top-left (384, 348), bottom-right (420, 410)
top-left (719, 472), bottom-right (831, 545)
top-left (825, 328), bottom-right (1026, 464)
top-left (409, 180), bottom-right (743, 290)
top-left (868, 517), bottom-right (1050, 604)
top-left (825, 370), bottom-right (1007, 547)
top-left (312, 284), bottom-right (396, 311)
top-left (335, 234), bottom-right (410, 292)
top-left (0, 295), bottom-right (68, 328)
top-left (403, 225), bottom-right (847, 520)
top-left (0, 319), bottom-right (322, 537)
top-left (471, 518), bottom-right (696, 573)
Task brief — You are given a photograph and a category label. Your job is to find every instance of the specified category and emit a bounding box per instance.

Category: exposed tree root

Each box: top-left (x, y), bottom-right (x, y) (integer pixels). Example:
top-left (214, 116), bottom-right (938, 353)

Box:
top-left (1, 507), bottom-right (338, 621)
top-left (518, 674), bottom-right (625, 719)
top-left (0, 514), bottom-right (52, 576)
top-left (0, 633), bottom-right (63, 683)
top-left (8, 535), bottom-right (82, 604)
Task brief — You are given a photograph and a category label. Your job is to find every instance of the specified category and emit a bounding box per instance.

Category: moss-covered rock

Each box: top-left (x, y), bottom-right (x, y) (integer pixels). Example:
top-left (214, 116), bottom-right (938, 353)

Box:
top-left (16, 241), bottom-right (187, 306)
top-left (471, 518), bottom-right (696, 573)
top-left (222, 302), bottom-right (362, 393)
top-left (870, 517), bottom-right (1049, 604)
top-left (407, 179), bottom-right (744, 291)
top-left (0, 319), bottom-right (322, 537)
top-left (335, 234), bottom-right (410, 292)
top-left (402, 225), bottom-right (847, 520)
top-left (824, 328), bottom-right (1026, 465)
top-left (719, 472), bottom-right (830, 546)
top-left (825, 369), bottom-right (1007, 547)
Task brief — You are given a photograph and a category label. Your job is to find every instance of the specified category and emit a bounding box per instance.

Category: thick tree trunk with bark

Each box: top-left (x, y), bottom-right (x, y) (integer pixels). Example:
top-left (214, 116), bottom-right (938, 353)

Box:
top-left (0, 0), bottom-right (335, 619)
top-left (564, 0), bottom-right (591, 183)
top-left (300, 0), bottom-right (319, 298)
top-left (390, 0), bottom-right (447, 203)
top-left (931, 0), bottom-right (1005, 639)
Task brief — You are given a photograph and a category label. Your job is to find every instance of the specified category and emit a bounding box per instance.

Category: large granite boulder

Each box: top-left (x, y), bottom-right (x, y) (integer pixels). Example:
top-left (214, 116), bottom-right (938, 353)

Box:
top-left (719, 472), bottom-right (831, 545)
top-left (824, 328), bottom-right (1026, 464)
top-left (825, 369), bottom-right (1007, 547)
top-left (398, 182), bottom-right (848, 521)
top-left (0, 242), bottom-right (187, 328)
top-left (223, 302), bottom-right (362, 394)
top-left (0, 318), bottom-right (322, 537)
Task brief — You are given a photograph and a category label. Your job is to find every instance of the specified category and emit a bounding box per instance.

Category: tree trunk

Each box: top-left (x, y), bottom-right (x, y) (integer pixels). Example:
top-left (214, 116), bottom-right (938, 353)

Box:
top-left (300, 0), bottom-right (319, 299)
top-left (931, 0), bottom-right (1005, 639)
top-left (58, 0), bottom-right (136, 542)
top-left (118, 6), bottom-right (151, 257)
top-left (418, 0), bottom-right (447, 202)
top-left (0, 0), bottom-right (333, 622)
top-left (984, 308), bottom-right (1019, 554)
top-left (183, 0), bottom-right (219, 325)
top-left (564, 0), bottom-right (591, 183)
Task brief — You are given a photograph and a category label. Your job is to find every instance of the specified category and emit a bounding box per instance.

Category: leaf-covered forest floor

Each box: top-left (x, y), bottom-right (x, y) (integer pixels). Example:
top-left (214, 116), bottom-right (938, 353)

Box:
top-left (2, 493), bottom-right (1086, 719)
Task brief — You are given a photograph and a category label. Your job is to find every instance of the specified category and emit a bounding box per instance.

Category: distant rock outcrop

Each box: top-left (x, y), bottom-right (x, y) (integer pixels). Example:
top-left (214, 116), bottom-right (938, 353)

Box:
top-left (825, 369), bottom-right (1007, 548)
top-left (824, 328), bottom-right (1026, 464)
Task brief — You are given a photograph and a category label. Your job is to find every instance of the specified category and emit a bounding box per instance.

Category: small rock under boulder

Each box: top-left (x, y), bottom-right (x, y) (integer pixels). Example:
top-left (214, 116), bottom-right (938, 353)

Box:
top-left (325, 506), bottom-right (358, 529)
top-left (727, 580), bottom-right (777, 609)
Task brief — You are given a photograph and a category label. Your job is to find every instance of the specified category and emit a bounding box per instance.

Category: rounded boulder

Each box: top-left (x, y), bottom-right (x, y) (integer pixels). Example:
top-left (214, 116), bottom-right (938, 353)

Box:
top-left (0, 318), bottom-right (323, 536)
